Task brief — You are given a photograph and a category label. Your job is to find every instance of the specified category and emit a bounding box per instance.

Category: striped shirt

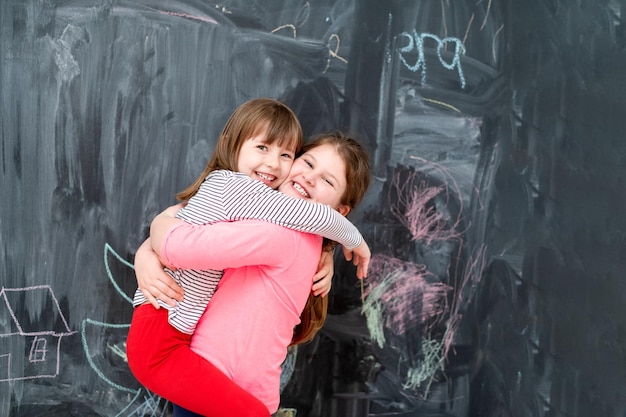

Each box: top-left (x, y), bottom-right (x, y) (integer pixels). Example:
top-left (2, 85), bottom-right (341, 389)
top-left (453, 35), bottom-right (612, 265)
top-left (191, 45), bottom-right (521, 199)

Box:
top-left (133, 169), bottom-right (363, 334)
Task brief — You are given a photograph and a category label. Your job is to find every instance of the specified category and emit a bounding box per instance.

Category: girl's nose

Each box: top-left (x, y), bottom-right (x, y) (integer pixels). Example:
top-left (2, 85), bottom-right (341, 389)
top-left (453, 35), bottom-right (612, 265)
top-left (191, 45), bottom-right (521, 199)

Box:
top-left (265, 154), bottom-right (279, 168)
top-left (302, 171), bottom-right (315, 185)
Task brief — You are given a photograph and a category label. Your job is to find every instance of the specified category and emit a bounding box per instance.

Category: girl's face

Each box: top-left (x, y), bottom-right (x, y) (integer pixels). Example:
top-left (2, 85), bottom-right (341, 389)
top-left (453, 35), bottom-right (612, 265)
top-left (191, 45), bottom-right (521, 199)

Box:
top-left (237, 130), bottom-right (296, 189)
top-left (278, 143), bottom-right (351, 216)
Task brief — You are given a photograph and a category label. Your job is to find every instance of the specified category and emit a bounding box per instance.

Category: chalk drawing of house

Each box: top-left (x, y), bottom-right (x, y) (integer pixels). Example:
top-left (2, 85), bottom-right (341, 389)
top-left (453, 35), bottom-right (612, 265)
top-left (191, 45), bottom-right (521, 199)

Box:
top-left (0, 285), bottom-right (75, 382)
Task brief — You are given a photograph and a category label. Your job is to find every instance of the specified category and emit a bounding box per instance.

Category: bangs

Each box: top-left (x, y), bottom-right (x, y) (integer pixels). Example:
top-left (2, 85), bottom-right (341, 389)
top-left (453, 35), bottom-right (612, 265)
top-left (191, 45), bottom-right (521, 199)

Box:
top-left (264, 117), bottom-right (302, 153)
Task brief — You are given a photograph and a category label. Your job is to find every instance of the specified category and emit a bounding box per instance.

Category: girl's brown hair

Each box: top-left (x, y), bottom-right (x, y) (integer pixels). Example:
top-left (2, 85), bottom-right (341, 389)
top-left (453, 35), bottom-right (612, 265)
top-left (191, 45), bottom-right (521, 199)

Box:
top-left (177, 98), bottom-right (303, 201)
top-left (290, 131), bottom-right (371, 346)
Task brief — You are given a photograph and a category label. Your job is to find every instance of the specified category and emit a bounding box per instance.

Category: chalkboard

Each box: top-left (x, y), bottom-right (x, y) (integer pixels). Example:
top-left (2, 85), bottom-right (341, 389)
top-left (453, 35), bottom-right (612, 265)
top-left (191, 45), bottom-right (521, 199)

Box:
top-left (2, 0), bottom-right (626, 416)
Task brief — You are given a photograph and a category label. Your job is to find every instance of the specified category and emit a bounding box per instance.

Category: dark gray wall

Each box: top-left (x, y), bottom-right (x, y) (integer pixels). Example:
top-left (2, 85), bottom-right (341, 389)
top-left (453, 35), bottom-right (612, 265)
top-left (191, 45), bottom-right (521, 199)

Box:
top-left (1, 1), bottom-right (625, 416)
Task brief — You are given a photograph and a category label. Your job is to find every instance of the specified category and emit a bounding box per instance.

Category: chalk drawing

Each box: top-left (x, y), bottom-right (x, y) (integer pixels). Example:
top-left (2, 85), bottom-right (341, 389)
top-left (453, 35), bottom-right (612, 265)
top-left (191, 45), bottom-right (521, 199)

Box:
top-left (122, 391), bottom-right (170, 417)
top-left (421, 97), bottom-right (461, 113)
top-left (397, 30), bottom-right (467, 89)
top-left (81, 319), bottom-right (134, 394)
top-left (493, 24), bottom-right (504, 62)
top-left (326, 34), bottom-right (348, 68)
top-left (481, 0), bottom-right (493, 31)
top-left (441, 243), bottom-right (486, 359)
top-left (79, 243), bottom-right (170, 416)
top-left (28, 337), bottom-right (48, 362)
top-left (272, 24), bottom-right (297, 38)
top-left (362, 256), bottom-right (451, 346)
top-left (158, 11), bottom-right (218, 25)
top-left (404, 335), bottom-right (445, 393)
top-left (272, 2), bottom-right (312, 40)
top-left (389, 163), bottom-right (465, 245)
top-left (0, 285), bottom-right (76, 382)
top-left (0, 250), bottom-right (167, 414)
top-left (463, 13), bottom-right (475, 44)
top-left (104, 242), bottom-right (135, 305)
top-left (361, 161), bottom-right (486, 397)
top-left (362, 254), bottom-right (451, 395)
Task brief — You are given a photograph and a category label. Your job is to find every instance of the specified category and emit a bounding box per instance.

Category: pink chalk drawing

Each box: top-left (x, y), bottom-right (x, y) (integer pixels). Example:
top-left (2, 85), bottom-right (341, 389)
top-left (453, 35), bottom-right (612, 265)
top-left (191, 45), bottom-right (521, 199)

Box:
top-left (362, 254), bottom-right (452, 394)
top-left (363, 255), bottom-right (451, 347)
top-left (362, 161), bottom-right (486, 396)
top-left (388, 159), bottom-right (465, 245)
top-left (0, 285), bottom-right (76, 382)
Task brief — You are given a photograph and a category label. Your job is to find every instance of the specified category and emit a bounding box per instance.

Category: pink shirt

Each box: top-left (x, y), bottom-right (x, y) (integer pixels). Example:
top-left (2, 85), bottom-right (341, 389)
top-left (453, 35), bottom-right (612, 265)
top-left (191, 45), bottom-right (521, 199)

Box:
top-left (160, 219), bottom-right (322, 413)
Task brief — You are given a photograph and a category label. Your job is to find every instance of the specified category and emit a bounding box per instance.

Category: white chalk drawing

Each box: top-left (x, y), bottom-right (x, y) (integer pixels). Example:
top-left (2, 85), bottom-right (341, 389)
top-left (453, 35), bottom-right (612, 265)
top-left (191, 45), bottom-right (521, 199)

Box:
top-left (398, 30), bottom-right (467, 89)
top-left (0, 285), bottom-right (76, 382)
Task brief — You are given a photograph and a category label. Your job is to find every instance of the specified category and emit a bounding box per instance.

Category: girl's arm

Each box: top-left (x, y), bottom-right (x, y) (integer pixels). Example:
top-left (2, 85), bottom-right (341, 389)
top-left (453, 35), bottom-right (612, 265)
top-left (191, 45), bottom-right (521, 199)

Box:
top-left (150, 204), bottom-right (186, 257)
top-left (174, 172), bottom-right (370, 276)
top-left (153, 204), bottom-right (336, 295)
top-left (154, 201), bottom-right (369, 279)
top-left (219, 173), bottom-right (370, 277)
top-left (158, 219), bottom-right (302, 271)
top-left (221, 173), bottom-right (363, 249)
top-left (342, 240), bottom-right (371, 279)
top-left (151, 204), bottom-right (290, 270)
top-left (134, 238), bottom-right (184, 308)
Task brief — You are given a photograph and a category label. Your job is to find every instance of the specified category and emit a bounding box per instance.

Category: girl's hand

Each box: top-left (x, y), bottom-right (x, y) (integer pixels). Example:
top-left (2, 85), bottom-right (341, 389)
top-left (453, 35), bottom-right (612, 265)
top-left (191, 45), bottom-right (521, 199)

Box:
top-left (311, 249), bottom-right (334, 297)
top-left (163, 202), bottom-right (185, 218)
top-left (150, 203), bottom-right (186, 256)
top-left (134, 238), bottom-right (184, 308)
top-left (342, 240), bottom-right (371, 279)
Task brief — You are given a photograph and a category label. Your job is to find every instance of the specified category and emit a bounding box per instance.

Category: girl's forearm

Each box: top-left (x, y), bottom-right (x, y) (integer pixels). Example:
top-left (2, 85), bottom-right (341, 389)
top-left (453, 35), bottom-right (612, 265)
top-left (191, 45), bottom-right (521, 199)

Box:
top-left (150, 205), bottom-right (186, 256)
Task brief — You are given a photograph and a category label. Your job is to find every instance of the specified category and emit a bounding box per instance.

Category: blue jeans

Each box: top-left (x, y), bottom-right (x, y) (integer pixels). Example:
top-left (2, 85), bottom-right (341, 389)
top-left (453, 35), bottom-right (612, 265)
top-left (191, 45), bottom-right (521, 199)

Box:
top-left (172, 404), bottom-right (202, 417)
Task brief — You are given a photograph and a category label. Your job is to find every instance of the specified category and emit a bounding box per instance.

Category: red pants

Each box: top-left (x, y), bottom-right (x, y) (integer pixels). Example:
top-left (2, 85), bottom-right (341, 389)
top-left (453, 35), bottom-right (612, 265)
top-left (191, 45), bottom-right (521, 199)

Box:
top-left (126, 304), bottom-right (270, 417)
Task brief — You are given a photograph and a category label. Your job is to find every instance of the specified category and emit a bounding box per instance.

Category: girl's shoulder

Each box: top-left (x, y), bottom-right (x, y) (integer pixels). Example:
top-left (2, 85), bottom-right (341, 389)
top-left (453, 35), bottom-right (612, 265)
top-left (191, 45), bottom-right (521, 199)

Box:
top-left (206, 169), bottom-right (236, 179)
top-left (204, 170), bottom-right (251, 183)
top-left (206, 170), bottom-right (270, 191)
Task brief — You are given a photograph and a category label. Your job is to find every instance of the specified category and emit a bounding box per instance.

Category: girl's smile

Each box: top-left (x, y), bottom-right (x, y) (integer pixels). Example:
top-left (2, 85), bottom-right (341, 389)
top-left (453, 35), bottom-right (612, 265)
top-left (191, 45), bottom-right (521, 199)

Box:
top-left (237, 130), bottom-right (295, 188)
top-left (279, 143), bottom-right (350, 216)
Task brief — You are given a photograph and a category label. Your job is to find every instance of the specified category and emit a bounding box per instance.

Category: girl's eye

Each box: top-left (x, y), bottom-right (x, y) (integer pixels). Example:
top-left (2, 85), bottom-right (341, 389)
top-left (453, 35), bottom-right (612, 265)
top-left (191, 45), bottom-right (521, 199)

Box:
top-left (305, 160), bottom-right (313, 168)
top-left (324, 178), bottom-right (334, 186)
top-left (257, 145), bottom-right (268, 151)
top-left (281, 153), bottom-right (294, 160)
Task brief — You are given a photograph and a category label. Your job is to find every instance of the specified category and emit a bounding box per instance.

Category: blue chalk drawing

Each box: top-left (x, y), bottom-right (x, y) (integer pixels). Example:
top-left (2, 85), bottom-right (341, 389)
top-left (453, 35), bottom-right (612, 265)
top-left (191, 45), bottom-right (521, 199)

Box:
top-left (79, 243), bottom-right (170, 416)
top-left (398, 30), bottom-right (467, 89)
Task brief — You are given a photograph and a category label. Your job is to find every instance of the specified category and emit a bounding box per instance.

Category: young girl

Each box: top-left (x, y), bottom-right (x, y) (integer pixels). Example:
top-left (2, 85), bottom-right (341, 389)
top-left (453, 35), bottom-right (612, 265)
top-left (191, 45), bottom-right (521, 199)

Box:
top-left (127, 99), bottom-right (370, 415)
top-left (138, 133), bottom-right (372, 416)
top-left (131, 98), bottom-right (368, 335)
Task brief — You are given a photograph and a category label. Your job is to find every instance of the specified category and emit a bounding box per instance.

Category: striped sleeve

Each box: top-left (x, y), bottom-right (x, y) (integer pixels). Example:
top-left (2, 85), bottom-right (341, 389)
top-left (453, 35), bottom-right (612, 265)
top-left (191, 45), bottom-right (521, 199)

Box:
top-left (175, 171), bottom-right (230, 225)
top-left (220, 173), bottom-right (363, 249)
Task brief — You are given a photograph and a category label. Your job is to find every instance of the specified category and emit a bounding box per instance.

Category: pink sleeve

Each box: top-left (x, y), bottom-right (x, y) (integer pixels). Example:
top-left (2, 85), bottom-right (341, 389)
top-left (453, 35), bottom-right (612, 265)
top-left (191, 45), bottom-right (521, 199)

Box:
top-left (160, 220), bottom-right (291, 270)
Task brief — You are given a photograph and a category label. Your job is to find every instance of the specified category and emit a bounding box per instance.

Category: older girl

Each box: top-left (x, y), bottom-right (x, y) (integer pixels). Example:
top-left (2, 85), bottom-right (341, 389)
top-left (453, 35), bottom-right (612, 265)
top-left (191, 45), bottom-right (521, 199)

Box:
top-left (134, 133), bottom-right (371, 416)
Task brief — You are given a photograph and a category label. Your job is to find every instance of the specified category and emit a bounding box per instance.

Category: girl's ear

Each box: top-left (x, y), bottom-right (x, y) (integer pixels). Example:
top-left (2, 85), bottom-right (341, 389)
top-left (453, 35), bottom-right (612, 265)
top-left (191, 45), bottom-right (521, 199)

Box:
top-left (337, 205), bottom-right (351, 216)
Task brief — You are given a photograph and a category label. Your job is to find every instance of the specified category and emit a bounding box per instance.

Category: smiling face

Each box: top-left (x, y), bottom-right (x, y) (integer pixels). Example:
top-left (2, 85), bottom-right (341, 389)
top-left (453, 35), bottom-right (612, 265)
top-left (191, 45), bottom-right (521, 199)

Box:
top-left (236, 129), bottom-right (296, 189)
top-left (278, 143), bottom-right (351, 215)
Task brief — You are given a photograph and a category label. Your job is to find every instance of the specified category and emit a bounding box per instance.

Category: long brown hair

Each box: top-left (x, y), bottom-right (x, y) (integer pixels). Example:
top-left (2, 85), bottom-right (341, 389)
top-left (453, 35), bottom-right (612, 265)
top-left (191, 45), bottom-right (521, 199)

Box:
top-left (177, 98), bottom-right (303, 201)
top-left (290, 132), bottom-right (371, 346)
